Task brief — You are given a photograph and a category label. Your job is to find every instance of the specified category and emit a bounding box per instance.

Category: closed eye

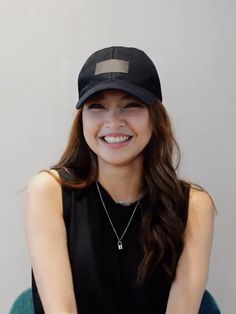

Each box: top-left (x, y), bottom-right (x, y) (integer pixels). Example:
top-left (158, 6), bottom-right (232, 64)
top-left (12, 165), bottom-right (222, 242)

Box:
top-left (86, 102), bottom-right (144, 109)
top-left (87, 103), bottom-right (104, 109)
top-left (124, 102), bottom-right (144, 108)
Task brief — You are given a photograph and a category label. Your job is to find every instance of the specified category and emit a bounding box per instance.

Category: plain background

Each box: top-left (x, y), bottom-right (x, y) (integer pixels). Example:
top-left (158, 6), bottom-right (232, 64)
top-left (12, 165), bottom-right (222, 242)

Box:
top-left (1, 0), bottom-right (235, 313)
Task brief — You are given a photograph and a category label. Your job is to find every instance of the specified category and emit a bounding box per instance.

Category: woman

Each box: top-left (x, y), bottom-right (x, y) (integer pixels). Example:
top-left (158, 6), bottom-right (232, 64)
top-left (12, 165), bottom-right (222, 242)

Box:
top-left (26, 46), bottom-right (216, 314)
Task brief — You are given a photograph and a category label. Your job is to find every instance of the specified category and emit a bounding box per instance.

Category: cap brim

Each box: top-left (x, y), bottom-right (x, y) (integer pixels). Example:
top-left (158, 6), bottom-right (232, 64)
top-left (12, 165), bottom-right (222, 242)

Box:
top-left (75, 80), bottom-right (158, 109)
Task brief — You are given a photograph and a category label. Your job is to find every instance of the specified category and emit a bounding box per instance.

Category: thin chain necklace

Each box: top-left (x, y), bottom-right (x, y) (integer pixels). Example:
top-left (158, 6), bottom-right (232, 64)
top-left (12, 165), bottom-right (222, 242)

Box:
top-left (115, 198), bottom-right (141, 206)
top-left (96, 181), bottom-right (143, 250)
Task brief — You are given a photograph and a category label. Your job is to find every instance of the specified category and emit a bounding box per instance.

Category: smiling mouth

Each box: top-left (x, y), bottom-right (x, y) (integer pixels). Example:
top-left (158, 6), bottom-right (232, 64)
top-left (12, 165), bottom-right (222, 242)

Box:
top-left (100, 135), bottom-right (133, 144)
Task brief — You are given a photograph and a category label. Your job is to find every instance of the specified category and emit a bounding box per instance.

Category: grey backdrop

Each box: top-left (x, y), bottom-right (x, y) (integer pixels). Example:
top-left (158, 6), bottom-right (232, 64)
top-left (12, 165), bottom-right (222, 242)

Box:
top-left (1, 1), bottom-right (235, 313)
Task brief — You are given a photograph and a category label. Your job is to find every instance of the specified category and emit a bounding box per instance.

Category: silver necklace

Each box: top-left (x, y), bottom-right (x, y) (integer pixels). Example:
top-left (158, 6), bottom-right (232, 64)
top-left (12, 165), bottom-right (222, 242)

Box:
top-left (115, 198), bottom-right (141, 206)
top-left (96, 181), bottom-right (143, 250)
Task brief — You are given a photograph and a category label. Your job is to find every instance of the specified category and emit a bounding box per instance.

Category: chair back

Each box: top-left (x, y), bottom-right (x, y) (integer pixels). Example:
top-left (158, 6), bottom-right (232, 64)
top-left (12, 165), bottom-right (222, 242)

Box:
top-left (9, 287), bottom-right (220, 313)
top-left (9, 288), bottom-right (34, 314)
top-left (199, 290), bottom-right (221, 314)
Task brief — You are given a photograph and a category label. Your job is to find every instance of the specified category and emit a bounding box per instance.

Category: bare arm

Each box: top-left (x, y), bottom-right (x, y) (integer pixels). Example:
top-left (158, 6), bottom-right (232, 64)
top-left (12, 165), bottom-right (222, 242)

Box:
top-left (166, 188), bottom-right (216, 314)
top-left (25, 170), bottom-right (78, 314)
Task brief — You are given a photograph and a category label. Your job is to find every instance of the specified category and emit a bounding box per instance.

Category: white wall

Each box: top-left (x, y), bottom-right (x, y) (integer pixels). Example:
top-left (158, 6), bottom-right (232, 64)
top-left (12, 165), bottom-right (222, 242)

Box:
top-left (1, 0), bottom-right (235, 312)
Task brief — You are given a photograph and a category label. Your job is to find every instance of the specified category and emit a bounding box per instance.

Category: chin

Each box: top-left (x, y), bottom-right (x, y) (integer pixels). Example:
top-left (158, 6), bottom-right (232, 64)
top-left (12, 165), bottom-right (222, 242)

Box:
top-left (97, 154), bottom-right (143, 167)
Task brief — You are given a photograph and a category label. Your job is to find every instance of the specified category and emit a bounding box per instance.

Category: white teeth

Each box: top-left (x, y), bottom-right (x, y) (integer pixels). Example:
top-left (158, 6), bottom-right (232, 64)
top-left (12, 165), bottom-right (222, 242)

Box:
top-left (103, 136), bottom-right (131, 143)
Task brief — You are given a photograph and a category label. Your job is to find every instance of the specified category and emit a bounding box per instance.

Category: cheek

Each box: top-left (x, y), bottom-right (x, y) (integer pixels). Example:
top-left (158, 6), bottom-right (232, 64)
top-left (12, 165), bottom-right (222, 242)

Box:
top-left (141, 118), bottom-right (153, 143)
top-left (133, 112), bottom-right (152, 136)
top-left (82, 110), bottom-right (94, 129)
top-left (82, 111), bottom-right (101, 143)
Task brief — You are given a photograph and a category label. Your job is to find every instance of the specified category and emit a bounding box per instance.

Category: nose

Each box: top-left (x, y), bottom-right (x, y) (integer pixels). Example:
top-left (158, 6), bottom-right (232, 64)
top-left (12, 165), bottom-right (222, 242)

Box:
top-left (104, 108), bottom-right (124, 128)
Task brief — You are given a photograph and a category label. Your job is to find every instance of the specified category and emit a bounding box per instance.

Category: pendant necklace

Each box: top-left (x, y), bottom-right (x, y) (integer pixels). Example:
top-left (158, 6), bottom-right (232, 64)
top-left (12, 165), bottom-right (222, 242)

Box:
top-left (96, 181), bottom-right (143, 250)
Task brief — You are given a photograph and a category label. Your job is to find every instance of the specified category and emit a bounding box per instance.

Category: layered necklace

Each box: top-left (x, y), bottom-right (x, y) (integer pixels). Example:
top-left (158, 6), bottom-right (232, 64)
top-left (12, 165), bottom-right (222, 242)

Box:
top-left (96, 181), bottom-right (144, 250)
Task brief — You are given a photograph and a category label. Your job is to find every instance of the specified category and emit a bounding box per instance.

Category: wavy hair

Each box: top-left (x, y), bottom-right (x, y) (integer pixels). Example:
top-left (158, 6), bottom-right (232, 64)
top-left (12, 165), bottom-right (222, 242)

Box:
top-left (37, 98), bottom-right (214, 284)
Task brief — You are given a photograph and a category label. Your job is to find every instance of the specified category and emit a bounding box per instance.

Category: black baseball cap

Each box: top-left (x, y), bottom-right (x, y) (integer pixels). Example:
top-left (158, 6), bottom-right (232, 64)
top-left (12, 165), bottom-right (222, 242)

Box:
top-left (76, 46), bottom-right (162, 109)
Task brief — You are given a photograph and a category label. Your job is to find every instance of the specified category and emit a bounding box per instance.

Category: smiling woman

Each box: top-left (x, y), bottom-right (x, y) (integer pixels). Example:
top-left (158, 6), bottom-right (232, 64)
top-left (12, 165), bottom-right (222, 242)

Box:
top-left (25, 46), bottom-right (216, 314)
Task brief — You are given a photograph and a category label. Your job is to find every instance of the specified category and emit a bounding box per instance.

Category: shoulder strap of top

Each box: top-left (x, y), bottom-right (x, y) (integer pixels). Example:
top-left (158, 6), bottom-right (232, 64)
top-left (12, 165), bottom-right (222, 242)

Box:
top-left (52, 167), bottom-right (87, 234)
top-left (53, 168), bottom-right (74, 232)
top-left (181, 183), bottom-right (191, 228)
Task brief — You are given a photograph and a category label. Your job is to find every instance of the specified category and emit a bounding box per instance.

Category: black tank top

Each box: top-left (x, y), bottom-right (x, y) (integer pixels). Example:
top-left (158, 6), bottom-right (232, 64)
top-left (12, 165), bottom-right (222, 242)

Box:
top-left (31, 168), bottom-right (190, 314)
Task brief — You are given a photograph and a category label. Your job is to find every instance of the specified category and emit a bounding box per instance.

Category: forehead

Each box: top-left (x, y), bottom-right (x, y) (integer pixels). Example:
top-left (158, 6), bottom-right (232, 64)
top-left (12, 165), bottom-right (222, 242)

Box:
top-left (87, 89), bottom-right (141, 101)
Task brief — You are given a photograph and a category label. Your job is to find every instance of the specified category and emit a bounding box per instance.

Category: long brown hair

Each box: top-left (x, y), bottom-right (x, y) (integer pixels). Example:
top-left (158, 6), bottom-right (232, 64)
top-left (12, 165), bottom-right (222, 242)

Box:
top-left (37, 98), bottom-right (215, 284)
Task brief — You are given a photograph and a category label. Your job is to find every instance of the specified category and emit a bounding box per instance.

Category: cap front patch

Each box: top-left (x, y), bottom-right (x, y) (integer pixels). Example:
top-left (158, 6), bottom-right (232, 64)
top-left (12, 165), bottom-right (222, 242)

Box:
top-left (95, 59), bottom-right (129, 75)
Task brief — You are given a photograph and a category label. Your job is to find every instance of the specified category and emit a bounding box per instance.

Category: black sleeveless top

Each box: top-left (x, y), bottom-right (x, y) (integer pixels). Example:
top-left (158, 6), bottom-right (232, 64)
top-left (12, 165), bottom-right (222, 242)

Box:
top-left (31, 168), bottom-right (190, 314)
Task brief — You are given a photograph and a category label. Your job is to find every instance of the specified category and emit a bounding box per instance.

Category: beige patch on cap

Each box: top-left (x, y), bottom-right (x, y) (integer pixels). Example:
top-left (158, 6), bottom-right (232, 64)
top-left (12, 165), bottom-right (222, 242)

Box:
top-left (95, 59), bottom-right (129, 75)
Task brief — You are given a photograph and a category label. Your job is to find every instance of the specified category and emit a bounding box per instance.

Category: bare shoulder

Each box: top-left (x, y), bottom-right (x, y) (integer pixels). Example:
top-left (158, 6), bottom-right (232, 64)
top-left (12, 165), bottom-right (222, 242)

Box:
top-left (26, 169), bottom-right (63, 216)
top-left (189, 186), bottom-right (216, 215)
top-left (27, 169), bottom-right (60, 189)
top-left (186, 186), bottom-right (216, 232)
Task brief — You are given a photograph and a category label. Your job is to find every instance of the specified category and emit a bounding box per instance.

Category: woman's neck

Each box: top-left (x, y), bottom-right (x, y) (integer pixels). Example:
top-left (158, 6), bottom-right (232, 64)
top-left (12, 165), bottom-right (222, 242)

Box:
top-left (97, 160), bottom-right (144, 203)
